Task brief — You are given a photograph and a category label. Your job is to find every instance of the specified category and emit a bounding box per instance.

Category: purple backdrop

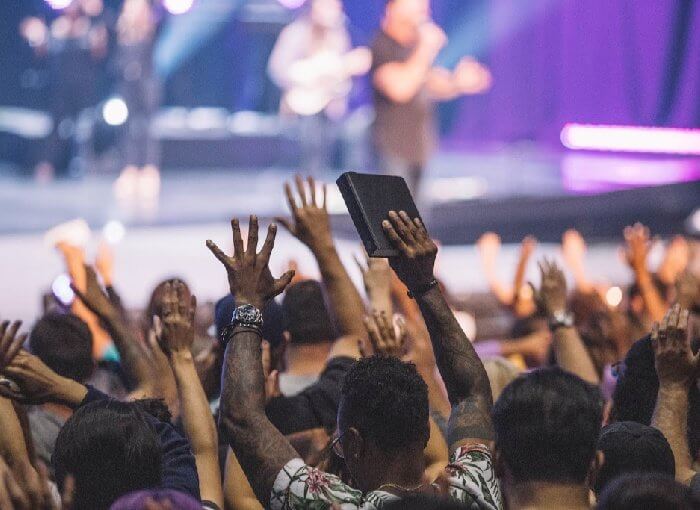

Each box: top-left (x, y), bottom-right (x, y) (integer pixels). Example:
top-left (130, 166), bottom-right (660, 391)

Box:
top-left (449, 0), bottom-right (700, 145)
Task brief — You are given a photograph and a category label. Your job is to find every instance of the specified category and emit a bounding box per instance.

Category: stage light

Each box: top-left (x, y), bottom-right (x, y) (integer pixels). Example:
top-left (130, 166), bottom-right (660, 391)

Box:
top-left (605, 286), bottom-right (623, 308)
top-left (687, 208), bottom-right (700, 235)
top-left (102, 220), bottom-right (126, 244)
top-left (561, 124), bottom-right (700, 155)
top-left (52, 274), bottom-right (75, 305)
top-left (163, 0), bottom-right (195, 14)
top-left (103, 97), bottom-right (128, 126)
top-left (45, 0), bottom-right (74, 9)
top-left (277, 0), bottom-right (307, 8)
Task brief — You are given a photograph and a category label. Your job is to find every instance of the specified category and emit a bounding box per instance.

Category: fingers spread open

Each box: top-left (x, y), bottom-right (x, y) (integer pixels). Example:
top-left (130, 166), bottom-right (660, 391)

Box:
top-left (246, 215), bottom-right (259, 261)
top-left (295, 174), bottom-right (308, 207)
top-left (231, 218), bottom-right (245, 258)
top-left (308, 176), bottom-right (317, 207)
top-left (274, 270), bottom-right (295, 296)
top-left (206, 240), bottom-right (229, 265)
top-left (284, 182), bottom-right (299, 217)
top-left (258, 223), bottom-right (277, 266)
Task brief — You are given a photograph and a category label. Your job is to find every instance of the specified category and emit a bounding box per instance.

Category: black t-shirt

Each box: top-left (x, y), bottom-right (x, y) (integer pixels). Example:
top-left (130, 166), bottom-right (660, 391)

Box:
top-left (370, 30), bottom-right (436, 165)
top-left (266, 356), bottom-right (355, 435)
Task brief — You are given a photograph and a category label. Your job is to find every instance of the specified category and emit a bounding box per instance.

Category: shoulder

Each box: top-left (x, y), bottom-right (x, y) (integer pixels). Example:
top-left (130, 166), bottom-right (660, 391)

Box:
top-left (271, 458), bottom-right (363, 509)
top-left (447, 444), bottom-right (503, 510)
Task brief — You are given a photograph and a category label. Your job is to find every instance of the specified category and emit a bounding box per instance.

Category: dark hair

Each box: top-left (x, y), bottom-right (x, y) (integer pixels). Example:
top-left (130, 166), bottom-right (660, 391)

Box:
top-left (339, 356), bottom-right (429, 453)
top-left (110, 489), bottom-right (202, 510)
top-left (282, 280), bottom-right (336, 345)
top-left (597, 473), bottom-right (698, 510)
top-left (53, 400), bottom-right (163, 510)
top-left (29, 312), bottom-right (94, 383)
top-left (493, 367), bottom-right (603, 484)
top-left (611, 335), bottom-right (700, 458)
top-left (594, 421), bottom-right (675, 494)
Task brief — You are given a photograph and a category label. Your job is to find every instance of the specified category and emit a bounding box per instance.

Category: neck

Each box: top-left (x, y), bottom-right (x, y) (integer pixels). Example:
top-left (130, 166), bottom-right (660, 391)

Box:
top-left (506, 481), bottom-right (591, 510)
top-left (368, 448), bottom-right (425, 494)
top-left (382, 17), bottom-right (418, 46)
top-left (286, 343), bottom-right (331, 376)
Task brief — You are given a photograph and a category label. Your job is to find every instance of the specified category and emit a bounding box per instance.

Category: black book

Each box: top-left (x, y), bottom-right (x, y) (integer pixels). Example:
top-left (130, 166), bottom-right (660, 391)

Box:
top-left (336, 171), bottom-right (421, 257)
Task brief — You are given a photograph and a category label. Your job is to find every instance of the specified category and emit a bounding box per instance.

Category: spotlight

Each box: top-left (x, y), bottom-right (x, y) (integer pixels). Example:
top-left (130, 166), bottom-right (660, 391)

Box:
top-left (277, 0), bottom-right (308, 8)
top-left (102, 220), bottom-right (126, 244)
top-left (45, 0), bottom-right (74, 9)
top-left (605, 286), bottom-right (623, 308)
top-left (52, 274), bottom-right (75, 306)
top-left (163, 0), bottom-right (195, 15)
top-left (102, 97), bottom-right (128, 126)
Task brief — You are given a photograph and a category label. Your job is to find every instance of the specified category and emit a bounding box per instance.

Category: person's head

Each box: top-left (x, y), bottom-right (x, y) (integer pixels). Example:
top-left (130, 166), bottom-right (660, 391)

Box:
top-left (53, 400), bottom-right (163, 510)
top-left (282, 280), bottom-right (336, 346)
top-left (309, 0), bottom-right (344, 29)
top-left (627, 274), bottom-right (669, 322)
top-left (597, 473), bottom-right (698, 510)
top-left (29, 312), bottom-right (94, 383)
top-left (337, 356), bottom-right (429, 491)
top-left (384, 0), bottom-right (431, 27)
top-left (611, 335), bottom-right (700, 460)
top-left (110, 489), bottom-right (201, 510)
top-left (592, 421), bottom-right (675, 495)
top-left (492, 367), bottom-right (603, 487)
top-left (384, 494), bottom-right (472, 510)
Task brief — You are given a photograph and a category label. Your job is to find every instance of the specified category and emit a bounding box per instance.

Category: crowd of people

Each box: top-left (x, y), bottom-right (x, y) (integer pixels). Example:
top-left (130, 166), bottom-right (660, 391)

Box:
top-left (0, 175), bottom-right (698, 510)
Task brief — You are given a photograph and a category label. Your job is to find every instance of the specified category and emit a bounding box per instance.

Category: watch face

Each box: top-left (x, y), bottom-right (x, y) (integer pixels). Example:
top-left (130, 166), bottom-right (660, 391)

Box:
top-left (233, 304), bottom-right (263, 326)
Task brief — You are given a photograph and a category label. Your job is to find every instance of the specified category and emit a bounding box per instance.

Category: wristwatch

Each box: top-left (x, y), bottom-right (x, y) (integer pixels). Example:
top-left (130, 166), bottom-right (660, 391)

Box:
top-left (220, 304), bottom-right (264, 346)
top-left (548, 310), bottom-right (574, 331)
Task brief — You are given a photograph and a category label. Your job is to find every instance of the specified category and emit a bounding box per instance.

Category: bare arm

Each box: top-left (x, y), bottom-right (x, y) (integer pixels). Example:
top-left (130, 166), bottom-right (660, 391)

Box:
top-left (224, 448), bottom-right (264, 510)
top-left (624, 223), bottom-right (667, 322)
top-left (71, 265), bottom-right (154, 393)
top-left (356, 254), bottom-right (393, 317)
top-left (277, 175), bottom-right (366, 340)
top-left (383, 211), bottom-right (493, 452)
top-left (532, 259), bottom-right (599, 385)
top-left (651, 305), bottom-right (697, 484)
top-left (207, 217), bottom-right (298, 506)
top-left (156, 281), bottom-right (223, 508)
top-left (476, 232), bottom-right (515, 307)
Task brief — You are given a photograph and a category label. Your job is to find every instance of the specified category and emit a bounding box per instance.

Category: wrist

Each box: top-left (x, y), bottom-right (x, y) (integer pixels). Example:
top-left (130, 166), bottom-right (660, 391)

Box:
top-left (233, 295), bottom-right (264, 309)
top-left (169, 349), bottom-right (194, 364)
top-left (53, 377), bottom-right (88, 408)
top-left (407, 278), bottom-right (439, 299)
top-left (658, 379), bottom-right (693, 392)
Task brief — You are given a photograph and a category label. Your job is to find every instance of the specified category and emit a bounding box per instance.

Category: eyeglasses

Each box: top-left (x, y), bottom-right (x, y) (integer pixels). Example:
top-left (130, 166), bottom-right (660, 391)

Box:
top-left (331, 431), bottom-right (345, 459)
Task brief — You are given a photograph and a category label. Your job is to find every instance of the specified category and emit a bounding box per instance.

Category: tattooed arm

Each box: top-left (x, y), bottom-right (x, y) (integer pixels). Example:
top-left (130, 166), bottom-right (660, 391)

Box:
top-left (383, 211), bottom-right (494, 452)
top-left (207, 216), bottom-right (298, 506)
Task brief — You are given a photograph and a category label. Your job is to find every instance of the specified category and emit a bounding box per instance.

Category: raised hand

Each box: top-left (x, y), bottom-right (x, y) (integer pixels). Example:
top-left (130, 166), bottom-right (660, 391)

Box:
top-left (382, 211), bottom-right (438, 293)
top-left (70, 265), bottom-right (116, 321)
top-left (207, 215), bottom-right (294, 309)
top-left (0, 321), bottom-right (27, 371)
top-left (275, 175), bottom-right (333, 254)
top-left (562, 229), bottom-right (586, 269)
top-left (652, 304), bottom-right (695, 387)
top-left (363, 311), bottom-right (406, 358)
top-left (623, 223), bottom-right (651, 272)
top-left (94, 242), bottom-right (115, 287)
top-left (531, 258), bottom-right (568, 316)
top-left (154, 280), bottom-right (196, 356)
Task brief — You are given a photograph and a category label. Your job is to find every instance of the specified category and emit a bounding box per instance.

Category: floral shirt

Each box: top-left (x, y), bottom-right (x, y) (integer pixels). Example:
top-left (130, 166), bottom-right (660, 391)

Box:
top-left (271, 444), bottom-right (503, 510)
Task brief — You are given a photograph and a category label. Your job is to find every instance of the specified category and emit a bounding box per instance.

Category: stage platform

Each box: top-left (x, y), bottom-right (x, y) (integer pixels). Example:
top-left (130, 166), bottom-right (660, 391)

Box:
top-left (1, 143), bottom-right (698, 321)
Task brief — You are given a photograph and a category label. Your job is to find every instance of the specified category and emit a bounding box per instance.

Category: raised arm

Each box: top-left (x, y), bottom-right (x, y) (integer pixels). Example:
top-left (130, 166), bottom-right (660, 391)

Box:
top-left (532, 259), bottom-right (599, 385)
top-left (426, 57), bottom-right (491, 101)
top-left (71, 265), bottom-right (154, 394)
top-left (356, 253), bottom-right (393, 318)
top-left (155, 281), bottom-right (223, 508)
top-left (623, 223), bottom-right (667, 322)
top-left (651, 304), bottom-right (697, 484)
top-left (207, 216), bottom-right (298, 506)
top-left (561, 229), bottom-right (593, 294)
top-left (277, 175), bottom-right (366, 340)
top-left (383, 211), bottom-right (493, 451)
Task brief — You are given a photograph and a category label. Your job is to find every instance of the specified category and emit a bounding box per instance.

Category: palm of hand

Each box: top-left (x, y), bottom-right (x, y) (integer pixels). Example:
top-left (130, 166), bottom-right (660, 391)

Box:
top-left (653, 305), bottom-right (695, 384)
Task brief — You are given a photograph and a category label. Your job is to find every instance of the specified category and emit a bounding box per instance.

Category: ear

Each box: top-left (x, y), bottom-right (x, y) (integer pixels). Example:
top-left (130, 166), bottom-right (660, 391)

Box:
top-left (345, 427), bottom-right (364, 461)
top-left (588, 450), bottom-right (605, 490)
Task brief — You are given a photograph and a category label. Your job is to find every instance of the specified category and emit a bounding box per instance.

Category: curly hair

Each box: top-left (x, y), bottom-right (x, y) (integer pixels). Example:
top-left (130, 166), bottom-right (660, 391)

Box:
top-left (340, 356), bottom-right (429, 453)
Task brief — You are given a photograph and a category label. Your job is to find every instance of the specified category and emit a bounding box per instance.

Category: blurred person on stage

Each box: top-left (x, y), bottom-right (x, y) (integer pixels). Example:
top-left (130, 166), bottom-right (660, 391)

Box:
top-left (19, 0), bottom-right (108, 182)
top-left (268, 0), bottom-right (371, 174)
top-left (112, 0), bottom-right (162, 203)
top-left (371, 0), bottom-right (491, 197)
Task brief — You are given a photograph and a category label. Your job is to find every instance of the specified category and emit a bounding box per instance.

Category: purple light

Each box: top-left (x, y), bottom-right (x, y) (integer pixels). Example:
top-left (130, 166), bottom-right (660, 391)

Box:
top-left (45, 0), bottom-right (74, 9)
top-left (163, 0), bottom-right (194, 15)
top-left (277, 0), bottom-right (308, 8)
top-left (561, 124), bottom-right (700, 156)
